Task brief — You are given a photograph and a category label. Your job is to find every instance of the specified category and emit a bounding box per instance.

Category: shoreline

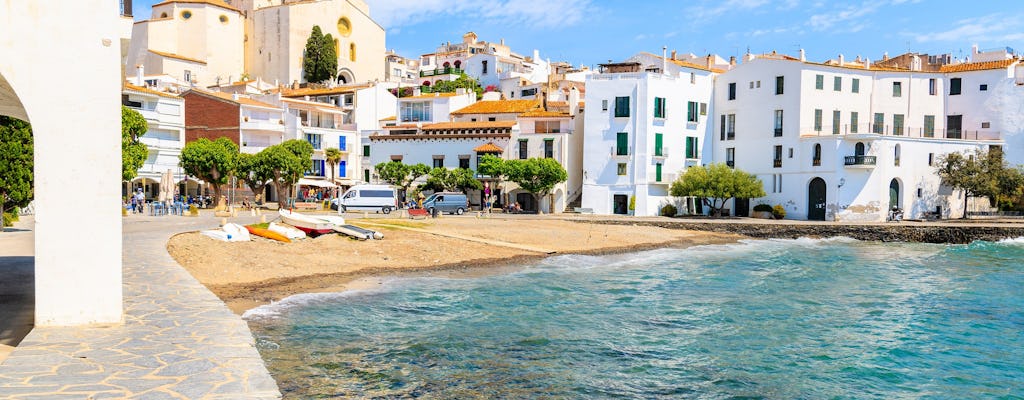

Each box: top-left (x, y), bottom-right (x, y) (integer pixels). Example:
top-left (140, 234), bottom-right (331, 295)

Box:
top-left (214, 235), bottom-right (742, 315)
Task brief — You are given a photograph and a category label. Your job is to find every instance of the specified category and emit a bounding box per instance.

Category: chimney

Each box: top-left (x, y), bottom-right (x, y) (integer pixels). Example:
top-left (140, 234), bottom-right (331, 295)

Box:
top-left (568, 86), bottom-right (580, 116)
top-left (232, 93), bottom-right (240, 101)
top-left (662, 46), bottom-right (668, 74)
top-left (135, 64), bottom-right (144, 86)
top-left (971, 44), bottom-right (979, 58)
top-left (291, 80), bottom-right (300, 90)
top-left (799, 49), bottom-right (806, 62)
top-left (706, 54), bottom-right (713, 67)
top-left (533, 49), bottom-right (540, 62)
top-left (855, 55), bottom-right (862, 63)
top-left (910, 55), bottom-right (922, 71)
top-left (729, 56), bottom-right (736, 66)
top-left (838, 54), bottom-right (845, 66)
top-left (500, 38), bottom-right (505, 46)
top-left (865, 58), bottom-right (871, 69)
top-left (413, 87), bottom-right (421, 96)
top-left (671, 50), bottom-right (677, 61)
top-left (882, 52), bottom-right (889, 61)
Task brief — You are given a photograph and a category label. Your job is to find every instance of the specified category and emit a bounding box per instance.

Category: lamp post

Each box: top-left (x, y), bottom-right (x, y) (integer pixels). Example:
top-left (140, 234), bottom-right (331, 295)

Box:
top-left (836, 177), bottom-right (846, 222)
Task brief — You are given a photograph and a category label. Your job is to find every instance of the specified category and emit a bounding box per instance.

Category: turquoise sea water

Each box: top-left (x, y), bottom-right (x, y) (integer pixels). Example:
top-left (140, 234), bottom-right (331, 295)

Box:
top-left (245, 238), bottom-right (1024, 399)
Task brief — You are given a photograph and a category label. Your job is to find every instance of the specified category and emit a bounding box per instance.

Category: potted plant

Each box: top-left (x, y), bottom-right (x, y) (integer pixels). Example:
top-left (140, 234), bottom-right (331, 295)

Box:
top-left (753, 203), bottom-right (774, 219)
top-left (772, 204), bottom-right (786, 220)
top-left (628, 195), bottom-right (636, 216)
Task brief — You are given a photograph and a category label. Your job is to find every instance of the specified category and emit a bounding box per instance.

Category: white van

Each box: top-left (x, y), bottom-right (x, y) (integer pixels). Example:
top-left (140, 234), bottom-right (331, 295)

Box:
top-left (334, 185), bottom-right (398, 214)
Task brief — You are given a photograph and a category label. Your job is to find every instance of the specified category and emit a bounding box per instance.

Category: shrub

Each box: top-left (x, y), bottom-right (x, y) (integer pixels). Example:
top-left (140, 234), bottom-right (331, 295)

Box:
top-left (660, 204), bottom-right (678, 217)
top-left (189, 204), bottom-right (199, 216)
top-left (772, 204), bottom-right (786, 219)
top-left (2, 210), bottom-right (18, 227)
top-left (753, 203), bottom-right (773, 212)
top-left (628, 196), bottom-right (636, 211)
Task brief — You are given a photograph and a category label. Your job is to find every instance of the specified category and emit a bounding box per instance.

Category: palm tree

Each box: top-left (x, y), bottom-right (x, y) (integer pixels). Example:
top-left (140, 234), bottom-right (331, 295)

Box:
top-left (324, 147), bottom-right (343, 181)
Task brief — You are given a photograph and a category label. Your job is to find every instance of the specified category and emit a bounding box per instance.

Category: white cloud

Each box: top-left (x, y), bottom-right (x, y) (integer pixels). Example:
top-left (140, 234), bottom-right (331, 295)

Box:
top-left (807, 1), bottom-right (884, 32)
top-left (684, 0), bottom-right (772, 21)
top-left (909, 14), bottom-right (1024, 44)
top-left (364, 0), bottom-right (594, 30)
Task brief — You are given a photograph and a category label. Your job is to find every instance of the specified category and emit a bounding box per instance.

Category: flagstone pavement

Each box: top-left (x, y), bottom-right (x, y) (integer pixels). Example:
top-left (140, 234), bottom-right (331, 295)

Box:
top-left (0, 213), bottom-right (281, 399)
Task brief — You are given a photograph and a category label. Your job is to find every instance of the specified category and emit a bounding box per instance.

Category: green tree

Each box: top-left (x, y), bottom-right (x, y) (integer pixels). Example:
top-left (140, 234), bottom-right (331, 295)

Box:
top-left (324, 147), bottom-right (343, 181)
top-left (670, 163), bottom-right (766, 217)
top-left (424, 167), bottom-right (483, 192)
top-left (263, 139), bottom-right (315, 207)
top-left (179, 137), bottom-right (238, 202)
top-left (122, 106), bottom-right (149, 182)
top-left (0, 116), bottom-right (33, 228)
top-left (936, 148), bottom-right (1022, 218)
top-left (375, 161), bottom-right (431, 199)
top-left (505, 158), bottom-right (568, 213)
top-left (478, 154), bottom-right (510, 205)
top-left (302, 25), bottom-right (338, 83)
top-left (235, 152), bottom-right (274, 203)
top-left (425, 73), bottom-right (483, 99)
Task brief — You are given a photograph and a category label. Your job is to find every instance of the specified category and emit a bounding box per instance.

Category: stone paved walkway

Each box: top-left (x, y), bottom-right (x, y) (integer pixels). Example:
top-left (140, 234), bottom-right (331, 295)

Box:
top-left (0, 213), bottom-right (280, 399)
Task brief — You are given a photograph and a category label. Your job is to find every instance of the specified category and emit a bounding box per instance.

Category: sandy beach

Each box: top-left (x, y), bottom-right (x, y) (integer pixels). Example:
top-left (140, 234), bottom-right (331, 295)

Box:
top-left (166, 216), bottom-right (742, 314)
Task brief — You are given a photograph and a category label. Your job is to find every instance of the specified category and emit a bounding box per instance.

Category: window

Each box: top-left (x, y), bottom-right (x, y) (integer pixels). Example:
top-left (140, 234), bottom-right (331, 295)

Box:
top-left (832, 110), bottom-right (841, 135)
top-left (950, 78), bottom-right (962, 95)
top-left (720, 115), bottom-right (726, 140)
top-left (614, 96), bottom-right (630, 117)
top-left (305, 133), bottom-right (322, 150)
top-left (121, 94), bottom-right (142, 108)
top-left (850, 112), bottom-right (859, 133)
top-left (774, 110), bottom-right (783, 136)
top-left (982, 122), bottom-right (991, 129)
top-left (700, 103), bottom-right (707, 115)
top-left (654, 97), bottom-right (666, 118)
top-left (349, 43), bottom-right (356, 62)
top-left (364, 169), bottom-right (370, 182)
top-left (813, 144), bottom-right (822, 166)
top-left (924, 115), bottom-right (935, 137)
top-left (362, 145), bottom-right (370, 157)
top-left (518, 139), bottom-right (528, 159)
top-left (773, 145), bottom-right (783, 168)
top-left (728, 82), bottom-right (737, 100)
top-left (929, 78), bottom-right (937, 95)
top-left (338, 136), bottom-right (347, 151)
top-left (184, 70), bottom-right (192, 83)
top-left (219, 14), bottom-right (228, 23)
top-left (815, 74), bottom-right (824, 90)
top-left (980, 84), bottom-right (988, 91)
top-left (893, 114), bottom-right (905, 135)
top-left (687, 101), bottom-right (698, 123)
top-left (814, 109), bottom-right (823, 132)
top-left (482, 60), bottom-right (488, 74)
top-left (852, 78), bottom-right (860, 93)
top-left (873, 113), bottom-right (884, 134)
top-left (654, 133), bottom-right (664, 157)
top-left (534, 120), bottom-right (560, 133)
top-left (655, 163), bottom-right (663, 182)
top-left (834, 76), bottom-right (842, 91)
top-left (726, 114), bottom-right (736, 140)
top-left (690, 72), bottom-right (696, 84)
top-left (459, 157), bottom-right (470, 169)
top-left (433, 157), bottom-right (444, 168)
top-left (181, 10), bottom-right (192, 19)
top-left (757, 80), bottom-right (761, 88)
top-left (543, 139), bottom-right (554, 158)
top-left (617, 163), bottom-right (627, 176)
top-left (893, 82), bottom-right (902, 97)
top-left (601, 100), bottom-right (608, 112)
top-left (726, 148), bottom-right (735, 168)
top-left (894, 144), bottom-right (901, 166)
top-left (749, 81), bottom-right (754, 89)
top-left (521, 88), bottom-right (537, 97)
top-left (947, 115), bottom-right (963, 138)
top-left (616, 132), bottom-right (628, 155)
top-left (488, 117), bottom-right (496, 122)
top-left (788, 147), bottom-right (793, 158)
top-left (775, 76), bottom-right (784, 95)
top-left (308, 159), bottom-right (325, 177)
top-left (400, 101), bottom-right (432, 122)
top-left (928, 153), bottom-right (934, 166)
top-left (685, 137), bottom-right (699, 159)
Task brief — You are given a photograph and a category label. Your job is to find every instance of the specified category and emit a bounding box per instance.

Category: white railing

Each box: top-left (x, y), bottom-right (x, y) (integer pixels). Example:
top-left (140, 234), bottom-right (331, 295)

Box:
top-left (648, 172), bottom-right (678, 184)
top-left (653, 147), bottom-right (670, 158)
top-left (610, 146), bottom-right (631, 157)
top-left (800, 125), bottom-right (1002, 141)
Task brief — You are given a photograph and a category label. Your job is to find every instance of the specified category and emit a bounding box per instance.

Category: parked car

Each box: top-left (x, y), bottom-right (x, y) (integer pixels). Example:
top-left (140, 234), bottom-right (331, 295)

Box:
top-left (422, 192), bottom-right (468, 215)
top-left (334, 185), bottom-right (398, 214)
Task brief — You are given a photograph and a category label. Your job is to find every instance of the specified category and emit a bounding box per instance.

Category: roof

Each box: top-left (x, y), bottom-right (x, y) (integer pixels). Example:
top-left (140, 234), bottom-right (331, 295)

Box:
top-left (421, 121), bottom-right (516, 130)
top-left (149, 49), bottom-right (207, 65)
top-left (473, 142), bottom-right (505, 153)
top-left (152, 0), bottom-right (240, 12)
top-left (400, 92), bottom-right (462, 100)
top-left (519, 110), bottom-right (571, 118)
top-left (940, 58), bottom-right (1019, 73)
top-left (637, 52), bottom-right (713, 72)
top-left (280, 97), bottom-right (344, 112)
top-left (450, 100), bottom-right (541, 115)
top-left (123, 83), bottom-right (180, 99)
top-left (281, 84), bottom-right (374, 98)
top-left (380, 116), bottom-right (397, 121)
top-left (186, 89), bottom-right (280, 109)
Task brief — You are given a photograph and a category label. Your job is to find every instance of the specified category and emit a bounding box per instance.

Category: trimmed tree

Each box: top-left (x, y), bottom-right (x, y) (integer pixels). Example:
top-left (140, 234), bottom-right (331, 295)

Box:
top-left (179, 137), bottom-right (238, 203)
top-left (935, 148), bottom-right (1022, 218)
top-left (375, 161), bottom-right (431, 200)
top-left (0, 116), bottom-right (33, 229)
top-left (424, 167), bottom-right (483, 192)
top-left (302, 25), bottom-right (338, 83)
top-left (122, 106), bottom-right (149, 182)
top-left (477, 154), bottom-right (509, 205)
top-left (235, 152), bottom-right (274, 203)
top-left (324, 147), bottom-right (343, 181)
top-left (263, 139), bottom-right (314, 208)
top-left (670, 163), bottom-right (766, 217)
top-left (505, 157), bottom-right (568, 214)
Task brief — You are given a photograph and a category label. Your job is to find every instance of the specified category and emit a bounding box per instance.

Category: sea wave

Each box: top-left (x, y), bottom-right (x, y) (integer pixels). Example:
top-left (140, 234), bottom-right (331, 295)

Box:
top-left (998, 237), bottom-right (1024, 245)
top-left (242, 286), bottom-right (392, 321)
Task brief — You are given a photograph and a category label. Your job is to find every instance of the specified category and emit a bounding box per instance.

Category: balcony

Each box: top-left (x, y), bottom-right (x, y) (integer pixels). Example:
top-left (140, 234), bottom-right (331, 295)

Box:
top-left (726, 160), bottom-right (735, 168)
top-left (420, 67), bottom-right (464, 77)
top-left (649, 171), bottom-right (678, 185)
top-left (844, 155), bottom-right (877, 168)
top-left (773, 159), bottom-right (782, 168)
top-left (800, 125), bottom-right (1002, 141)
top-left (610, 146), bottom-right (631, 157)
top-left (653, 147), bottom-right (669, 158)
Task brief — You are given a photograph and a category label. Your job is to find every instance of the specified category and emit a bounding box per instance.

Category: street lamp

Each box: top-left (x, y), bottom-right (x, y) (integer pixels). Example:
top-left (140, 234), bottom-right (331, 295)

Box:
top-left (836, 178), bottom-right (846, 222)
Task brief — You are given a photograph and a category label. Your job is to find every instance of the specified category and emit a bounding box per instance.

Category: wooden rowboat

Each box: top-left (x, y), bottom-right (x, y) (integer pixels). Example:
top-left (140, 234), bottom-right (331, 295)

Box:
top-left (278, 209), bottom-right (334, 236)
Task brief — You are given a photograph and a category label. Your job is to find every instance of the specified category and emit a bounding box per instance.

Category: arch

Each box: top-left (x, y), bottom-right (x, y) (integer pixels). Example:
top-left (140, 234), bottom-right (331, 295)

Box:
top-left (349, 42), bottom-right (356, 62)
top-left (889, 178), bottom-right (901, 212)
top-left (443, 61), bottom-right (451, 68)
top-left (181, 10), bottom-right (192, 19)
top-left (160, 12), bottom-right (168, 18)
top-left (454, 60), bottom-right (462, 69)
top-left (855, 142), bottom-right (865, 156)
top-left (894, 143), bottom-right (901, 166)
top-left (808, 177), bottom-right (827, 221)
top-left (336, 68), bottom-right (354, 84)
top-left (422, 80), bottom-right (431, 87)
top-left (812, 143), bottom-right (822, 166)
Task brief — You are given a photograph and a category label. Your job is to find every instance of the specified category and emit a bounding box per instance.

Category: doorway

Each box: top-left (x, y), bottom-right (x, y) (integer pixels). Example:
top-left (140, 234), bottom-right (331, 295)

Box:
top-left (734, 198), bottom-right (750, 217)
top-left (613, 194), bottom-right (628, 215)
top-left (889, 179), bottom-right (900, 211)
top-left (516, 192), bottom-right (537, 212)
top-left (808, 177), bottom-right (827, 221)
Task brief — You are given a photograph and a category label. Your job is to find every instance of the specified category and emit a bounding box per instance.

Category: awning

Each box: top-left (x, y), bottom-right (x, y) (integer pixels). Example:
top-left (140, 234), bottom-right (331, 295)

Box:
top-left (316, 107), bottom-right (346, 115)
top-left (297, 178), bottom-right (337, 188)
top-left (333, 178), bottom-right (361, 186)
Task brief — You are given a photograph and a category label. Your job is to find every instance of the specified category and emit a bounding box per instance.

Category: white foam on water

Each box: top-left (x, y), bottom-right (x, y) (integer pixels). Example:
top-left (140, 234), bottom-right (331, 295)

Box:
top-left (242, 282), bottom-right (403, 321)
top-left (998, 237), bottom-right (1024, 245)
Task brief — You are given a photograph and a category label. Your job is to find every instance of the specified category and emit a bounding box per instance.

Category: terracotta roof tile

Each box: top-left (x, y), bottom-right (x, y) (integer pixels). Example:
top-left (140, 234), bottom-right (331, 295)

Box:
top-left (149, 49), bottom-right (207, 65)
top-left (519, 110), bottom-right (571, 118)
top-left (152, 0), bottom-right (240, 12)
top-left (940, 58), bottom-right (1019, 73)
top-left (380, 116), bottom-right (397, 121)
top-left (473, 142), bottom-right (505, 153)
top-left (124, 83), bottom-right (180, 99)
top-left (281, 84), bottom-right (374, 97)
top-left (189, 89), bottom-right (280, 109)
top-left (450, 100), bottom-right (542, 115)
top-left (421, 121), bottom-right (516, 130)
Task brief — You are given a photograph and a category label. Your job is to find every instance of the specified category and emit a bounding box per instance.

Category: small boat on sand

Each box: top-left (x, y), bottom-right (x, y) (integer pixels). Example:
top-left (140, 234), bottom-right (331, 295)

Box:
top-left (314, 215), bottom-right (384, 240)
top-left (279, 209), bottom-right (334, 236)
top-left (268, 222), bottom-right (306, 240)
top-left (245, 225), bottom-right (291, 243)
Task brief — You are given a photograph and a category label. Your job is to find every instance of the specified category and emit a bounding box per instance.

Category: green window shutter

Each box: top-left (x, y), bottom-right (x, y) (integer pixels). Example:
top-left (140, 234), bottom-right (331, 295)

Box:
top-left (656, 163), bottom-right (663, 182)
top-left (616, 132), bottom-right (628, 155)
top-left (694, 137), bottom-right (699, 158)
top-left (852, 79), bottom-right (860, 93)
top-left (850, 112), bottom-right (859, 133)
top-left (814, 109), bottom-right (822, 131)
top-left (685, 137), bottom-right (693, 158)
top-left (654, 97), bottom-right (665, 118)
top-left (615, 96), bottom-right (630, 117)
top-left (815, 75), bottom-right (824, 90)
top-left (654, 133), bottom-right (663, 156)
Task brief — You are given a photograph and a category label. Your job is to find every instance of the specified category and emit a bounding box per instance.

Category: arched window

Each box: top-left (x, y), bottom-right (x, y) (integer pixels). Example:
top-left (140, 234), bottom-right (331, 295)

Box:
top-left (855, 142), bottom-right (865, 156)
top-left (482, 60), bottom-right (488, 74)
top-left (454, 60), bottom-right (462, 69)
top-left (443, 61), bottom-right (451, 68)
top-left (423, 80), bottom-right (431, 87)
top-left (219, 15), bottom-right (228, 23)
top-left (894, 144), bottom-right (901, 166)
top-left (160, 12), bottom-right (168, 18)
top-left (181, 10), bottom-right (192, 19)
top-left (337, 17), bottom-right (352, 37)
top-left (813, 143), bottom-right (822, 166)
top-left (349, 43), bottom-right (356, 62)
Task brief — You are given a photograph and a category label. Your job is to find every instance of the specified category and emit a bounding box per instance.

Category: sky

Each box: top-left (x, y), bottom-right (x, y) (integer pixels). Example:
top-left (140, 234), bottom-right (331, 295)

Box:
top-left (134, 0), bottom-right (1024, 68)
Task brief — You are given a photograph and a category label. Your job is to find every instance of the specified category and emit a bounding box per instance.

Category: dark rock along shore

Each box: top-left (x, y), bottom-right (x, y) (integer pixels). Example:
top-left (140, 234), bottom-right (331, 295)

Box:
top-left (590, 220), bottom-right (1024, 244)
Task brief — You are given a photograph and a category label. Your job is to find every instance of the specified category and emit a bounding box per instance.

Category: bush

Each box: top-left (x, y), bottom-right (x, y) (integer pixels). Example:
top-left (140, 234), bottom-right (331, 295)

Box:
top-left (2, 210), bottom-right (19, 227)
top-left (660, 204), bottom-right (678, 217)
top-left (772, 205), bottom-right (786, 219)
top-left (753, 203), bottom-right (773, 212)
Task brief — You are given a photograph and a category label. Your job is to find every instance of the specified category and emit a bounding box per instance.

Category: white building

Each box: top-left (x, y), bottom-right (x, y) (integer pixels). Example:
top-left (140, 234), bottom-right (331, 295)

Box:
top-left (582, 53), bottom-right (717, 216)
top-left (419, 32), bottom-right (550, 91)
top-left (712, 52), bottom-right (1012, 221)
top-left (122, 83), bottom-right (187, 199)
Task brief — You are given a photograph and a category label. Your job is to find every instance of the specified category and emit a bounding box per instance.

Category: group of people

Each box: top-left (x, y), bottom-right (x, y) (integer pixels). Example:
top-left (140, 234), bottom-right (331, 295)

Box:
top-left (125, 188), bottom-right (217, 214)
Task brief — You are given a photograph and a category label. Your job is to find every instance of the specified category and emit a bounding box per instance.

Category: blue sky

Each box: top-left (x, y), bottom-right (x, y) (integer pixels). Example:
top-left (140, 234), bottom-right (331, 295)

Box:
top-left (134, 0), bottom-right (1024, 67)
